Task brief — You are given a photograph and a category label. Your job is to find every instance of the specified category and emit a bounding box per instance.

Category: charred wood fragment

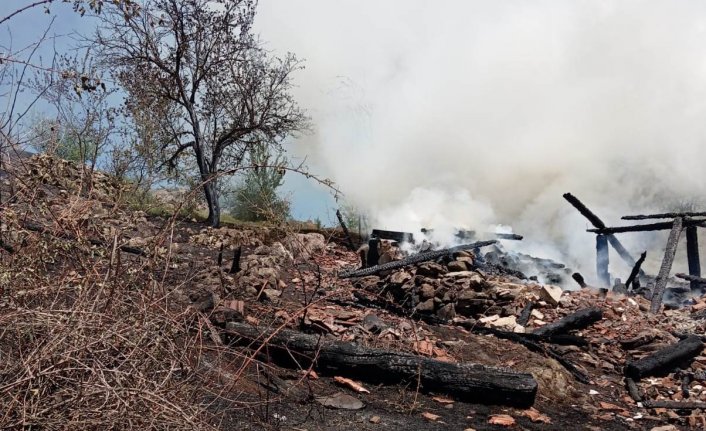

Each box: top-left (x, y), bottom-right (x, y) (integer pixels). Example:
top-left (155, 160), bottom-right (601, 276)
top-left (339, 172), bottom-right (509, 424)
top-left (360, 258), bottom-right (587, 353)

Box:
top-left (624, 334), bottom-right (704, 380)
top-left (229, 246), bottom-right (242, 274)
top-left (572, 272), bottom-right (587, 288)
top-left (625, 377), bottom-right (642, 402)
top-left (625, 251), bottom-right (647, 291)
top-left (339, 240), bottom-right (497, 278)
top-left (336, 209), bottom-right (357, 251)
top-left (531, 307), bottom-right (603, 338)
top-left (224, 321), bottom-right (537, 406)
top-left (367, 238), bottom-right (380, 267)
top-left (217, 243), bottom-right (224, 266)
top-left (517, 301), bottom-right (535, 327)
top-left (371, 229), bottom-right (414, 244)
top-left (650, 217), bottom-right (684, 313)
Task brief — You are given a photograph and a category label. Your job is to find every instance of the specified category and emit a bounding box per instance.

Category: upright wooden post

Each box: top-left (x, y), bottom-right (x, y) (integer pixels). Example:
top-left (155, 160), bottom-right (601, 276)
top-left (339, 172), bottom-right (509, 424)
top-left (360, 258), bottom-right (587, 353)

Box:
top-left (650, 217), bottom-right (684, 313)
top-left (686, 226), bottom-right (701, 291)
top-left (596, 234), bottom-right (610, 287)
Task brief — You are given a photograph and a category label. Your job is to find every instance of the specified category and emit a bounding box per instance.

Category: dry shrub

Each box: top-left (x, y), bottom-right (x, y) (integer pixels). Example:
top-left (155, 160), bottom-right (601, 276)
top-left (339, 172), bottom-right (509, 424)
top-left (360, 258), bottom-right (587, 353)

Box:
top-left (0, 233), bottom-right (218, 430)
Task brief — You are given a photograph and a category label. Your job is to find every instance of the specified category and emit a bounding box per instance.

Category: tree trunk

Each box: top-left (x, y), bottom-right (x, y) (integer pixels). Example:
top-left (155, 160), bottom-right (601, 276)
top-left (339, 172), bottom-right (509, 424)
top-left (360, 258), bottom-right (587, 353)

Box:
top-left (203, 179), bottom-right (220, 227)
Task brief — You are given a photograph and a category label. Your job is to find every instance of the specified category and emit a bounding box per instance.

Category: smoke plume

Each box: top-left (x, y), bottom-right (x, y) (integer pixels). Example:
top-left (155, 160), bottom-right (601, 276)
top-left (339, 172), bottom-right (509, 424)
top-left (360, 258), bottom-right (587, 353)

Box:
top-left (256, 1), bottom-right (706, 282)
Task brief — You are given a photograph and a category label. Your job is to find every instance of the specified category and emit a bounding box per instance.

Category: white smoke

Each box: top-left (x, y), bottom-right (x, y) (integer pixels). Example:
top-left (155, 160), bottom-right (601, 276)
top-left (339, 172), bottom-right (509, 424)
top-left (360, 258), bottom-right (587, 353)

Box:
top-left (255, 1), bottom-right (706, 283)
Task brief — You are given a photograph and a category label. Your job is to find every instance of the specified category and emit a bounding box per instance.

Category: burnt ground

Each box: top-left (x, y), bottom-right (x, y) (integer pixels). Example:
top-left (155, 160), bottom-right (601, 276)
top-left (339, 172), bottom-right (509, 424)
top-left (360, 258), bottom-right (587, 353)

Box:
top-left (2, 154), bottom-right (705, 430)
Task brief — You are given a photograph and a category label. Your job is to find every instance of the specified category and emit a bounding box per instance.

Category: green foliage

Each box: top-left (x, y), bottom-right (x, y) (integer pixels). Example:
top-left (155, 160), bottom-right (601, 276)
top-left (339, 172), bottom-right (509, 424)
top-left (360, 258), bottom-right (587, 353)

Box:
top-left (30, 117), bottom-right (98, 165)
top-left (226, 144), bottom-right (290, 223)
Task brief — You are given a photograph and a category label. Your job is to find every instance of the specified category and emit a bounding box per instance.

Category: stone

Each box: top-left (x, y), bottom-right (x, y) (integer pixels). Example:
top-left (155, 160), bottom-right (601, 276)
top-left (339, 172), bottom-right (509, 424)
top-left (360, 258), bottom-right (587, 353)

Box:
top-left (284, 233), bottom-right (326, 260)
top-left (540, 285), bottom-right (563, 307)
top-left (261, 289), bottom-right (281, 301)
top-left (456, 256), bottom-right (474, 267)
top-left (316, 392), bottom-right (364, 410)
top-left (416, 262), bottom-right (446, 277)
top-left (389, 270), bottom-right (412, 285)
top-left (489, 316), bottom-right (517, 330)
top-left (447, 260), bottom-right (468, 272)
top-left (531, 309), bottom-right (545, 320)
top-left (415, 298), bottom-right (435, 312)
top-left (437, 303), bottom-right (456, 320)
top-left (419, 284), bottom-right (436, 299)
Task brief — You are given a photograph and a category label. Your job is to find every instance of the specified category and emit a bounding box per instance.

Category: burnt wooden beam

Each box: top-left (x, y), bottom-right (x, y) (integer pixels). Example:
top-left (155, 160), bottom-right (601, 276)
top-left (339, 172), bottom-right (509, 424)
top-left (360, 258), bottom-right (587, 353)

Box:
top-left (588, 218), bottom-right (706, 234)
top-left (572, 272), bottom-right (587, 288)
top-left (563, 193), bottom-right (606, 228)
top-left (650, 217), bottom-right (684, 313)
top-left (623, 211), bottom-right (706, 220)
top-left (686, 226), bottom-right (701, 291)
top-left (531, 307), bottom-right (603, 338)
top-left (336, 209), bottom-right (357, 251)
top-left (625, 377), bottom-right (642, 402)
top-left (625, 251), bottom-right (647, 291)
top-left (339, 240), bottom-right (497, 278)
top-left (624, 334), bottom-right (703, 380)
top-left (596, 235), bottom-right (610, 287)
top-left (224, 321), bottom-right (537, 406)
top-left (563, 193), bottom-right (640, 270)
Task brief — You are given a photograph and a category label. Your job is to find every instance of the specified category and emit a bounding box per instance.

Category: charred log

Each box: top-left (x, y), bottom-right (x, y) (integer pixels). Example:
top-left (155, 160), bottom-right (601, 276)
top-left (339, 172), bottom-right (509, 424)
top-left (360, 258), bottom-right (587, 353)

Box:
top-left (531, 307), bottom-right (603, 338)
top-left (224, 321), bottom-right (537, 406)
top-left (339, 240), bottom-right (497, 278)
top-left (624, 334), bottom-right (704, 380)
top-left (366, 238), bottom-right (380, 267)
top-left (650, 217), bottom-right (684, 313)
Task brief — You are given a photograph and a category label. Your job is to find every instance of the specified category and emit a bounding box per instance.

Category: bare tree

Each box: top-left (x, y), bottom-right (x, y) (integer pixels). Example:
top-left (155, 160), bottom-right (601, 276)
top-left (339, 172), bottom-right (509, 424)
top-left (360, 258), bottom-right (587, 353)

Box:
top-left (96, 0), bottom-right (309, 227)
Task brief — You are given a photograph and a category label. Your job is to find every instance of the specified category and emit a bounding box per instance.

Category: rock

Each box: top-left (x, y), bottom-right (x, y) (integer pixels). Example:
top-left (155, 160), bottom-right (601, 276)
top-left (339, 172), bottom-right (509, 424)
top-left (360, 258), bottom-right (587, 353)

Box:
top-left (447, 260), bottom-right (468, 272)
top-left (416, 262), bottom-right (446, 277)
top-left (531, 309), bottom-right (545, 320)
top-left (315, 392), bottom-right (364, 410)
top-left (284, 233), bottom-right (326, 260)
top-left (489, 316), bottom-right (517, 330)
top-left (479, 314), bottom-right (500, 324)
top-left (353, 276), bottom-right (381, 291)
top-left (437, 303), bottom-right (456, 320)
top-left (540, 285), bottom-right (563, 307)
top-left (369, 416), bottom-right (381, 424)
top-left (650, 426), bottom-right (678, 431)
top-left (389, 270), bottom-right (412, 285)
top-left (419, 283), bottom-right (436, 299)
top-left (261, 289), bottom-right (281, 301)
top-left (456, 255), bottom-right (474, 267)
top-left (415, 298), bottom-right (435, 312)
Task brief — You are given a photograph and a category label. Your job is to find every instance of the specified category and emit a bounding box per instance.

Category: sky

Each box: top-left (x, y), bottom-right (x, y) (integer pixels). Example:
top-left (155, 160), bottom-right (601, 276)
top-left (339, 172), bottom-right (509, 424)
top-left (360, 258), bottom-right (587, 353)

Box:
top-left (6, 1), bottom-right (706, 283)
